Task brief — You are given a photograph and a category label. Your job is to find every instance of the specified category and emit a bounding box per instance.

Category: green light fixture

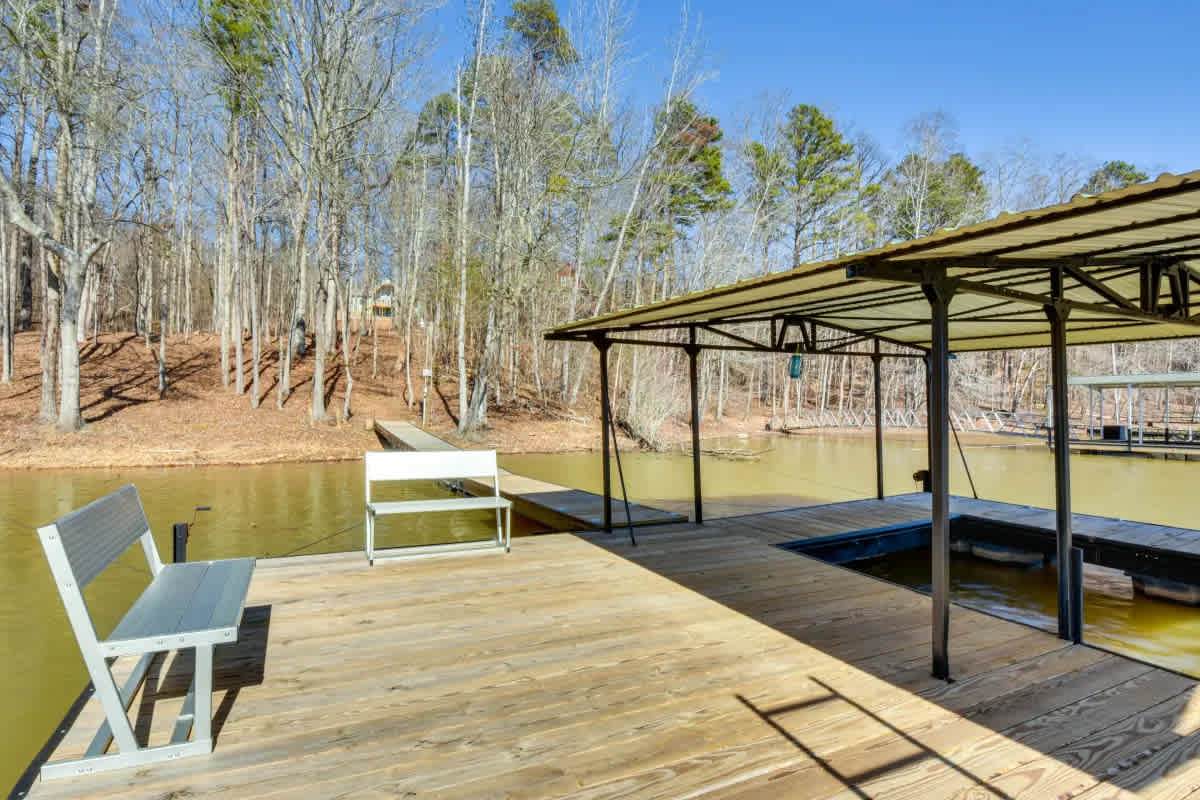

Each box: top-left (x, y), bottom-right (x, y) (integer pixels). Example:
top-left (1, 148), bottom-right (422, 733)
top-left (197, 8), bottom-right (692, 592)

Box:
top-left (788, 353), bottom-right (804, 379)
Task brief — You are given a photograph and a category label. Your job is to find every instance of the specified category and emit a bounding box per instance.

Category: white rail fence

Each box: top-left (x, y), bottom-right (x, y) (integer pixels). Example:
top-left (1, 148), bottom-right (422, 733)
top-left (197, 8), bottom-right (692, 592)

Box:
top-left (787, 408), bottom-right (1048, 436)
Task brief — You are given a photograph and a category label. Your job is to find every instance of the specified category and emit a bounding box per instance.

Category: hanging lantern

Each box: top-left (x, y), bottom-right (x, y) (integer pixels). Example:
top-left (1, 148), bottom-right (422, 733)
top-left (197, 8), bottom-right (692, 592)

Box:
top-left (788, 354), bottom-right (804, 379)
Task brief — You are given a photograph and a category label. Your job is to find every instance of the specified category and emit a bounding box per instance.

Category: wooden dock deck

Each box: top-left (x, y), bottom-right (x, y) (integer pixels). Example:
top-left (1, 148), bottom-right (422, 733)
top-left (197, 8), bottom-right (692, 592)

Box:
top-left (374, 420), bottom-right (686, 531)
top-left (27, 507), bottom-right (1200, 799)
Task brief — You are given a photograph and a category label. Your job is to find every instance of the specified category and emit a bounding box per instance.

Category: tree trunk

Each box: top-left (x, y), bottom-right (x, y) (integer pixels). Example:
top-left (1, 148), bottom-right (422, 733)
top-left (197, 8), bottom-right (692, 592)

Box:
top-left (340, 279), bottom-right (353, 422)
top-left (715, 351), bottom-right (726, 421)
top-left (16, 106), bottom-right (44, 334)
top-left (157, 294), bottom-right (167, 398)
top-left (250, 231), bottom-right (262, 408)
top-left (311, 207), bottom-right (340, 422)
top-left (1, 226), bottom-right (11, 383)
top-left (234, 265), bottom-right (244, 393)
top-left (311, 274), bottom-right (328, 421)
top-left (57, 253), bottom-right (86, 431)
top-left (461, 301), bottom-right (497, 433)
top-left (220, 118), bottom-right (238, 390)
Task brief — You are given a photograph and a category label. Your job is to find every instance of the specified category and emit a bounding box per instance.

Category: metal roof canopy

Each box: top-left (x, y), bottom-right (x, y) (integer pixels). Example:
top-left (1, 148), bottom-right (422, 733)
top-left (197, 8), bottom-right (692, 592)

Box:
top-left (551, 170), bottom-right (1200, 682)
top-left (546, 171), bottom-right (1200, 354)
top-left (1068, 373), bottom-right (1200, 388)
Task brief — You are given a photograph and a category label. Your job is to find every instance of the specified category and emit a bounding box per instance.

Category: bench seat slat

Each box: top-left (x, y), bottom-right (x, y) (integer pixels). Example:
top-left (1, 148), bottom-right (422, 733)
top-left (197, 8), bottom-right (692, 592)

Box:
top-left (104, 558), bottom-right (255, 653)
top-left (369, 496), bottom-right (512, 515)
top-left (178, 557), bottom-right (256, 633)
top-left (106, 562), bottom-right (210, 644)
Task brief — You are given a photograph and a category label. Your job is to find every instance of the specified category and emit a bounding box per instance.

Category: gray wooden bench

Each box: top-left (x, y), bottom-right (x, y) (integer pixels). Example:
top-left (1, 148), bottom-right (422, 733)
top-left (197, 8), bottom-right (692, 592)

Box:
top-left (36, 484), bottom-right (255, 779)
top-left (365, 449), bottom-right (512, 563)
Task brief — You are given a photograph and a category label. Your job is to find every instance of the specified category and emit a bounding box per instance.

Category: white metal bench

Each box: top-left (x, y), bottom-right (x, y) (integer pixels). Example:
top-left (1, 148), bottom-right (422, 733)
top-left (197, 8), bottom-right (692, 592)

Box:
top-left (36, 484), bottom-right (255, 779)
top-left (365, 450), bottom-right (513, 563)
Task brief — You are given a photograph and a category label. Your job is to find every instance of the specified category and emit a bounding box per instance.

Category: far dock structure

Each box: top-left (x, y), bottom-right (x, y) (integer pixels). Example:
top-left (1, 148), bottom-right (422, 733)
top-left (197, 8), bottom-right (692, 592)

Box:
top-left (374, 420), bottom-right (686, 530)
top-left (546, 170), bottom-right (1200, 681)
top-left (1067, 372), bottom-right (1200, 455)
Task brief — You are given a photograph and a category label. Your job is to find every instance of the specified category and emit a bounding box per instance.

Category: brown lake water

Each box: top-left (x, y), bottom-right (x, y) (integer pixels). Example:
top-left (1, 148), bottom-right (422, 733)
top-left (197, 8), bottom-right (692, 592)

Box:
top-left (0, 460), bottom-right (540, 792)
top-left (3, 432), bottom-right (1199, 790)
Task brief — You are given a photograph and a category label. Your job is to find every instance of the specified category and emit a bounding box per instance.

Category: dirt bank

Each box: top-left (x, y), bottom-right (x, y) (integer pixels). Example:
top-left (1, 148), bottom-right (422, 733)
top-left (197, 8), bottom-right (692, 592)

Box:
top-left (0, 331), bottom-right (786, 470)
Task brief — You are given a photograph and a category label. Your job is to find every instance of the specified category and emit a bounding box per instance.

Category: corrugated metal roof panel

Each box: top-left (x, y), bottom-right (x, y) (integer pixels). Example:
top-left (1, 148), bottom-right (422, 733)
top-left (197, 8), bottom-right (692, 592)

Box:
top-left (546, 170), bottom-right (1200, 351)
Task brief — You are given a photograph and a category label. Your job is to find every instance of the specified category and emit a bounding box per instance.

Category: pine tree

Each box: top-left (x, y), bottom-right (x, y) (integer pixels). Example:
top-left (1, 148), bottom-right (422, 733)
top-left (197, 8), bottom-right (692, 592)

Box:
top-left (1080, 160), bottom-right (1148, 194)
top-left (781, 105), bottom-right (854, 267)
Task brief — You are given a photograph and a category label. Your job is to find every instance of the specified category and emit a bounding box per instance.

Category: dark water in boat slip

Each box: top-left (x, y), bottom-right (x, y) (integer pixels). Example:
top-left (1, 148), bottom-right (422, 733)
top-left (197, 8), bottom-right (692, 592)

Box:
top-left (2, 432), bottom-right (1199, 789)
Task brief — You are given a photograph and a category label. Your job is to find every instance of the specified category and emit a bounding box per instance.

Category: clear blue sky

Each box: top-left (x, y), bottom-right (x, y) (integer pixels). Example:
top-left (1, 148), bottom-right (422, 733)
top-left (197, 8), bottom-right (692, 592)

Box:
top-left (429, 0), bottom-right (1198, 175)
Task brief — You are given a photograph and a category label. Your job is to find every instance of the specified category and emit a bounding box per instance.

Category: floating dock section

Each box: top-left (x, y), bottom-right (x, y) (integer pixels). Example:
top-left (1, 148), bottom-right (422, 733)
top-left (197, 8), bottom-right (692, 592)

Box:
top-left (374, 420), bottom-right (686, 531)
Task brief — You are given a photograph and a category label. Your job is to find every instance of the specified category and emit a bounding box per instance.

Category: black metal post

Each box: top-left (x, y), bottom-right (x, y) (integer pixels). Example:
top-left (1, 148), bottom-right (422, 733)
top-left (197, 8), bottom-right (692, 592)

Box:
top-left (173, 523), bottom-right (188, 563)
top-left (1138, 388), bottom-right (1144, 445)
top-left (1046, 275), bottom-right (1074, 642)
top-left (923, 279), bottom-right (953, 681)
top-left (872, 340), bottom-right (884, 500)
top-left (1165, 387), bottom-right (1172, 442)
top-left (1127, 383), bottom-right (1133, 452)
top-left (1070, 547), bottom-right (1084, 644)
top-left (923, 353), bottom-right (933, 479)
top-left (596, 337), bottom-right (613, 532)
top-left (687, 328), bottom-right (703, 525)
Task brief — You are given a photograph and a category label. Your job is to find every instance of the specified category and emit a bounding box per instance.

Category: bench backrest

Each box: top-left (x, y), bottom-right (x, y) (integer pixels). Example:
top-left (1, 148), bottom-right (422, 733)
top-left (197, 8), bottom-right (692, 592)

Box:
top-left (365, 450), bottom-right (501, 500)
top-left (37, 484), bottom-right (163, 648)
top-left (42, 485), bottom-right (161, 587)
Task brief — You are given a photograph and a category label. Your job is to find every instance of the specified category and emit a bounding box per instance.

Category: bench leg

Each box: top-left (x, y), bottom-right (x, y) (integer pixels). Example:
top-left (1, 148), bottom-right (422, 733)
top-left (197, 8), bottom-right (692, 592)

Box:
top-left (506, 507), bottom-right (511, 552)
top-left (41, 648), bottom-right (217, 780)
top-left (193, 644), bottom-right (214, 746)
top-left (494, 507), bottom-right (503, 548)
top-left (366, 510), bottom-right (374, 564)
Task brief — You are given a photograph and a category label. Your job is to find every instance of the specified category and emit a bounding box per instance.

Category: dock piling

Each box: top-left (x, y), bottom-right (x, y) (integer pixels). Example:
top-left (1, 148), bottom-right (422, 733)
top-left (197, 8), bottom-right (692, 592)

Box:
top-left (1070, 546), bottom-right (1084, 644)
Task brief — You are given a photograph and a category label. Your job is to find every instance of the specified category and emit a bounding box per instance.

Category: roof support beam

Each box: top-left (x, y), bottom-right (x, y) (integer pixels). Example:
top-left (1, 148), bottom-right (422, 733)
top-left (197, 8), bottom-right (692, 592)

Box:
top-left (592, 335), bottom-right (926, 358)
top-left (1140, 261), bottom-right (1162, 313)
top-left (846, 262), bottom-right (1200, 330)
top-left (698, 325), bottom-right (766, 351)
top-left (1064, 265), bottom-right (1138, 311)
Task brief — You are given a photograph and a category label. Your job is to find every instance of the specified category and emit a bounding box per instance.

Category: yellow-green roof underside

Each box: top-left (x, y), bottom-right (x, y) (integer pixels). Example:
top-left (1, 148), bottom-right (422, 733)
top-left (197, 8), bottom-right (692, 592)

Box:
top-left (546, 170), bottom-right (1200, 352)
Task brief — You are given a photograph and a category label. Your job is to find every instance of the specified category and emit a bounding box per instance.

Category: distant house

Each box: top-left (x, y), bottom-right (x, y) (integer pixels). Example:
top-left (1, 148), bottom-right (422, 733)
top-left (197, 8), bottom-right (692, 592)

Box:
top-left (350, 283), bottom-right (397, 331)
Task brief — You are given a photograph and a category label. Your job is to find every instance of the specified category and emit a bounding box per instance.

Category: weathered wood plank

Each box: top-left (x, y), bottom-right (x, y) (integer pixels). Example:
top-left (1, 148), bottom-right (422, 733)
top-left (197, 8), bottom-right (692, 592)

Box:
top-left (29, 511), bottom-right (1200, 800)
